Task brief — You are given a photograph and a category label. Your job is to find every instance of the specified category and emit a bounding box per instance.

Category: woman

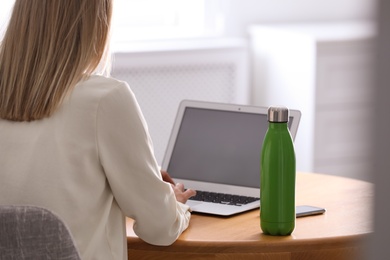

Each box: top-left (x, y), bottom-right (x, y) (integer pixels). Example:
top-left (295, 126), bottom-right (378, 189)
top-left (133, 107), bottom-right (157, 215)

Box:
top-left (0, 1), bottom-right (195, 259)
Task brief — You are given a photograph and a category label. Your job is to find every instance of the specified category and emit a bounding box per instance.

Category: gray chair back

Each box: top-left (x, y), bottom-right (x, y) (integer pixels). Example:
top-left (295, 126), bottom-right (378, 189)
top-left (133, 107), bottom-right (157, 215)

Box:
top-left (0, 205), bottom-right (81, 260)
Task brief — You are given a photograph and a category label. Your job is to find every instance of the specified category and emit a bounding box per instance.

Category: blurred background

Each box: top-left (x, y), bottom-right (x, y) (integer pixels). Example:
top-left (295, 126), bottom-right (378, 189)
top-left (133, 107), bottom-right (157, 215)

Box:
top-left (0, 0), bottom-right (378, 181)
top-left (109, 0), bottom-right (378, 183)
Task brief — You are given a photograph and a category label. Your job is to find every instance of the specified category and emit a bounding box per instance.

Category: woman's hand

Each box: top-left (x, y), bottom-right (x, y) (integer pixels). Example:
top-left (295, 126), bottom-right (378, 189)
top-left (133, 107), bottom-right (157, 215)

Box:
top-left (161, 170), bottom-right (196, 204)
top-left (161, 170), bottom-right (175, 185)
top-left (171, 182), bottom-right (196, 204)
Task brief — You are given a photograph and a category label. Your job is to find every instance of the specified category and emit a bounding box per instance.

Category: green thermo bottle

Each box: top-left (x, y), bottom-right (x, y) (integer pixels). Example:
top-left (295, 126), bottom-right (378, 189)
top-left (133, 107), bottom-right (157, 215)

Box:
top-left (260, 106), bottom-right (296, 236)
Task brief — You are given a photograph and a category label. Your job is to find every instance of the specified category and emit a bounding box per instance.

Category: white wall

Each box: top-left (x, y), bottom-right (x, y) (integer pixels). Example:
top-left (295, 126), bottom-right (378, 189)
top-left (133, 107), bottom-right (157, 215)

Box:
top-left (215, 0), bottom-right (377, 38)
top-left (217, 0), bottom-right (377, 176)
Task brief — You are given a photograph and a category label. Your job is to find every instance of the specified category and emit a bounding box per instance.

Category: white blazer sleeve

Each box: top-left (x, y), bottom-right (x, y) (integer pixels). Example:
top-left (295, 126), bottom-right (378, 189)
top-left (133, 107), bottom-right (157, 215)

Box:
top-left (96, 81), bottom-right (191, 246)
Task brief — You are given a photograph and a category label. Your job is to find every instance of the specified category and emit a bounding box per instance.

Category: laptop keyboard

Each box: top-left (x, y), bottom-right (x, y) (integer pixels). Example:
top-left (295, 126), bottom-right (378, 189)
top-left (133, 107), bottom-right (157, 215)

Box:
top-left (189, 190), bottom-right (259, 206)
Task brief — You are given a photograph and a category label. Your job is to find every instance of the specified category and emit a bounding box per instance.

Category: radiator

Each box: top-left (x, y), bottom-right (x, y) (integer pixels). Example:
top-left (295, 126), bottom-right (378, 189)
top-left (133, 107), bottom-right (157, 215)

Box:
top-left (111, 39), bottom-right (249, 165)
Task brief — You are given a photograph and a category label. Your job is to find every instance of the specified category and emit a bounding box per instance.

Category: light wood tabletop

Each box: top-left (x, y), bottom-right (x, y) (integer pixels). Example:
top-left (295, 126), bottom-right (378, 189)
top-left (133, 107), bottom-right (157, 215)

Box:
top-left (126, 172), bottom-right (373, 260)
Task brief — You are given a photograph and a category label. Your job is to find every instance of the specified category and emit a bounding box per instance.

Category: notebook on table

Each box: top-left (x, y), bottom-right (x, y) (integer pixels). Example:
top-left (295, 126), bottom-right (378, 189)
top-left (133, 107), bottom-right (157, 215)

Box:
top-left (161, 100), bottom-right (301, 216)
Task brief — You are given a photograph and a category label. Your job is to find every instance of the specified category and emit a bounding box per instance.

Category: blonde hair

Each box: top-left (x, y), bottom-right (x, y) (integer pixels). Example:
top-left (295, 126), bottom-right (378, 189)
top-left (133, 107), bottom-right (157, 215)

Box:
top-left (0, 0), bottom-right (112, 121)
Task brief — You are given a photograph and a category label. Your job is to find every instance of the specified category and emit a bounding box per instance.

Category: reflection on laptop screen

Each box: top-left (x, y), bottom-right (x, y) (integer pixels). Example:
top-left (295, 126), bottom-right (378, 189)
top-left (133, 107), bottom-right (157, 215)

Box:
top-left (167, 107), bottom-right (294, 188)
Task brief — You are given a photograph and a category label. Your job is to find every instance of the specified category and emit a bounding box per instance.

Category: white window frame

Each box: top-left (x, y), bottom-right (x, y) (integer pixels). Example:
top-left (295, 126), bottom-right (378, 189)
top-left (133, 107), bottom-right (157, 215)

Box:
top-left (1, 0), bottom-right (225, 43)
top-left (112, 0), bottom-right (219, 43)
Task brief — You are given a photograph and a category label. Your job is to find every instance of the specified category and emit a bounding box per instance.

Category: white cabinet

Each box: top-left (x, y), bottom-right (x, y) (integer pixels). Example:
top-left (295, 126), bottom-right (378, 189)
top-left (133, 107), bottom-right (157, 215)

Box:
top-left (249, 22), bottom-right (376, 181)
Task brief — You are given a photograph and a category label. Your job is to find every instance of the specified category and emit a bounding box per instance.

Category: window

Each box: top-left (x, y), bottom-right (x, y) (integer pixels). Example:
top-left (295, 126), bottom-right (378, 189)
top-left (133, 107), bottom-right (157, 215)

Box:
top-left (0, 1), bottom-right (14, 37)
top-left (112, 0), bottom-right (208, 43)
top-left (0, 0), bottom-right (223, 43)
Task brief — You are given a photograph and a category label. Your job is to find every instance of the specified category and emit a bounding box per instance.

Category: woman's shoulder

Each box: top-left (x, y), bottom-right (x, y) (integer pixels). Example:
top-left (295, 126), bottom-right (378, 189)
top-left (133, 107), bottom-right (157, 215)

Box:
top-left (73, 75), bottom-right (131, 99)
top-left (79, 75), bottom-right (128, 90)
top-left (66, 75), bottom-right (133, 111)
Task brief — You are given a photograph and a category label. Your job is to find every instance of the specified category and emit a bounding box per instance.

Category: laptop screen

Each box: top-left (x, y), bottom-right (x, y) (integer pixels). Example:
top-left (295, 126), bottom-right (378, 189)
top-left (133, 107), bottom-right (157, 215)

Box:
top-left (166, 107), bottom-right (294, 188)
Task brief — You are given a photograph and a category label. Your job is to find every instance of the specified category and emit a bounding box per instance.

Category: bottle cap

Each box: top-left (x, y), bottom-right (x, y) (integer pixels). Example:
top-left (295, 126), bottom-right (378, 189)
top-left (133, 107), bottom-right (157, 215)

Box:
top-left (268, 106), bottom-right (289, 122)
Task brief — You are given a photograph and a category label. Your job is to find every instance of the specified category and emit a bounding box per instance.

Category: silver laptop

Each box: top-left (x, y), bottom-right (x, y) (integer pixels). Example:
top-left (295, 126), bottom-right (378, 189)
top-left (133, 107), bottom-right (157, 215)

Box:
top-left (161, 100), bottom-right (301, 216)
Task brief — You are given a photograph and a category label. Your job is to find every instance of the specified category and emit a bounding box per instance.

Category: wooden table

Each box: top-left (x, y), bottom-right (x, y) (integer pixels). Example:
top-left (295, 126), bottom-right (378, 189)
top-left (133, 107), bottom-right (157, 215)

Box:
top-left (126, 172), bottom-right (373, 260)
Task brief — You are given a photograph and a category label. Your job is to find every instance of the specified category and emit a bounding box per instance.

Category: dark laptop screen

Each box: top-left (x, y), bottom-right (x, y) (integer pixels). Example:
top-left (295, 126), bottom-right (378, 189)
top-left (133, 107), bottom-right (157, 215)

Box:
top-left (167, 107), bottom-right (294, 188)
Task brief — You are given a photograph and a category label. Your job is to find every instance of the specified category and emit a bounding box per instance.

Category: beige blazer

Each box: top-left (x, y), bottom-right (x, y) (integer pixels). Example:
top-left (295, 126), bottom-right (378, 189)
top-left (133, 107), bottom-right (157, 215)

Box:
top-left (0, 75), bottom-right (191, 260)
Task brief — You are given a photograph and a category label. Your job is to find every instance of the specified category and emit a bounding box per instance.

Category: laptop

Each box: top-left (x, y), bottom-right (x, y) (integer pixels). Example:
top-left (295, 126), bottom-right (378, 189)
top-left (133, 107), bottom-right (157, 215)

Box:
top-left (161, 100), bottom-right (301, 216)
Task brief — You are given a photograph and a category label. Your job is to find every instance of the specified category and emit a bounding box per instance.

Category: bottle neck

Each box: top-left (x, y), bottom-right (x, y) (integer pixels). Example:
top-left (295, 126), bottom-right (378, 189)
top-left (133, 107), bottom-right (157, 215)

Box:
top-left (269, 122), bottom-right (288, 130)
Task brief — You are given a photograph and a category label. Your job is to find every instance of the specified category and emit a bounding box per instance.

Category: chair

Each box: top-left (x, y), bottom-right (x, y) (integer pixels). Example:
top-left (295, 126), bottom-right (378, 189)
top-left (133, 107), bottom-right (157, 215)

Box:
top-left (0, 205), bottom-right (81, 260)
